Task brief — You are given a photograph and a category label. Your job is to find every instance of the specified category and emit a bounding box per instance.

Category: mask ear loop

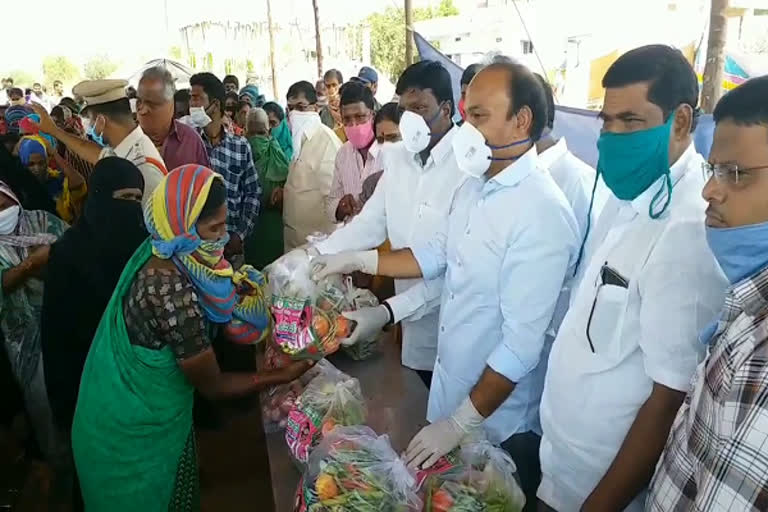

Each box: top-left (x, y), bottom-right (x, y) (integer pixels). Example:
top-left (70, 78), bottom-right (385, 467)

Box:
top-left (572, 171), bottom-right (601, 277)
top-left (649, 171), bottom-right (672, 219)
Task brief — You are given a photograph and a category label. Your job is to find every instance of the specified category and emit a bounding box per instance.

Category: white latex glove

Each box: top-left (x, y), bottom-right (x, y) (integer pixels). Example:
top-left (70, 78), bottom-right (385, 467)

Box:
top-left (405, 397), bottom-right (484, 470)
top-left (338, 306), bottom-right (390, 346)
top-left (312, 250), bottom-right (378, 281)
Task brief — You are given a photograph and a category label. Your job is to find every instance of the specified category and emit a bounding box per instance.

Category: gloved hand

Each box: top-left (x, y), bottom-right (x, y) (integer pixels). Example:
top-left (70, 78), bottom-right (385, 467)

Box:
top-left (312, 250), bottom-right (378, 281)
top-left (405, 397), bottom-right (484, 470)
top-left (338, 306), bottom-right (390, 346)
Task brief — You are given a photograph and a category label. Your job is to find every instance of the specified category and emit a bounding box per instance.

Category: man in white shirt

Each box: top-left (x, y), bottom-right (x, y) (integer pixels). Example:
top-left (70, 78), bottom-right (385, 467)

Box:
top-left (537, 45), bottom-right (727, 512)
top-left (314, 60), bottom-right (579, 510)
top-left (309, 60), bottom-right (466, 388)
top-left (282, 80), bottom-right (342, 250)
top-left (30, 79), bottom-right (166, 204)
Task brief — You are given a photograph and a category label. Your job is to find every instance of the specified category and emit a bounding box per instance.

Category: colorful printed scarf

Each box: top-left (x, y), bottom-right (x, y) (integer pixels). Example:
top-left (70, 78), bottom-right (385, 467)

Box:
top-left (145, 164), bottom-right (269, 343)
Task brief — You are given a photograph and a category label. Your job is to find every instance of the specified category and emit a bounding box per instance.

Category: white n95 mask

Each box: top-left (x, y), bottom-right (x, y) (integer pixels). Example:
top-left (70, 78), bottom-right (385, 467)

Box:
top-left (399, 110), bottom-right (433, 154)
top-left (452, 121), bottom-right (492, 177)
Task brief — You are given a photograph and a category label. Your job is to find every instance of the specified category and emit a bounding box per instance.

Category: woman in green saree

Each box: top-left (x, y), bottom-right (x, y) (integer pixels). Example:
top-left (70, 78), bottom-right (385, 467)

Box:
top-left (71, 164), bottom-right (313, 511)
top-left (245, 107), bottom-right (290, 269)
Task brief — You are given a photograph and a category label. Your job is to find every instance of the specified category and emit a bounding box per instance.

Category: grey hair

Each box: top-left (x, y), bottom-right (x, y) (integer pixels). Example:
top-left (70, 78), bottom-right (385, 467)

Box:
top-left (139, 66), bottom-right (175, 101)
top-left (246, 108), bottom-right (269, 127)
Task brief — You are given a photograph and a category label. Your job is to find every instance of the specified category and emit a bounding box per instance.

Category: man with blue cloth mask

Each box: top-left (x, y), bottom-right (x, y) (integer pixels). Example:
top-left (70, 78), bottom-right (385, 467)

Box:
top-left (648, 76), bottom-right (768, 511)
top-left (536, 45), bottom-right (728, 512)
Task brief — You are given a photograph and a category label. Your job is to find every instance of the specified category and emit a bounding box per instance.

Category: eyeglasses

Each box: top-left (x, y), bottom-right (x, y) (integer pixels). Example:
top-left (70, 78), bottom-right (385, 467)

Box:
top-left (702, 162), bottom-right (768, 185)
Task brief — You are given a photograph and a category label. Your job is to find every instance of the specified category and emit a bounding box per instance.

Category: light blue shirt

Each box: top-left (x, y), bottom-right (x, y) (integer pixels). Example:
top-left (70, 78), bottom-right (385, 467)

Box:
top-left (413, 147), bottom-right (580, 443)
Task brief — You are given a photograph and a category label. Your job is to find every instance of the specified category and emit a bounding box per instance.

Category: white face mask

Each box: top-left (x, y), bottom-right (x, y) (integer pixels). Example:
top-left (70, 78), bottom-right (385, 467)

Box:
top-left (452, 121), bottom-right (493, 177)
top-left (452, 121), bottom-right (532, 178)
top-left (129, 98), bottom-right (138, 113)
top-left (188, 106), bottom-right (212, 128)
top-left (289, 110), bottom-right (321, 159)
top-left (0, 205), bottom-right (21, 235)
top-left (398, 110), bottom-right (432, 153)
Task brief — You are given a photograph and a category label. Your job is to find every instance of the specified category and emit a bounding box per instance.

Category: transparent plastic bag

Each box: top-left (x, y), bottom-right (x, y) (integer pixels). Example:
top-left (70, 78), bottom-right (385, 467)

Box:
top-left (294, 426), bottom-right (422, 512)
top-left (422, 442), bottom-right (526, 512)
top-left (342, 285), bottom-right (381, 360)
top-left (260, 356), bottom-right (337, 433)
top-left (284, 368), bottom-right (366, 469)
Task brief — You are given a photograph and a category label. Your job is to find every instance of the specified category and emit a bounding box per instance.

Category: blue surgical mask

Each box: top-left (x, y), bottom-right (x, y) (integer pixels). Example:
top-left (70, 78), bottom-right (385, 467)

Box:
top-left (706, 220), bottom-right (768, 284)
top-left (87, 124), bottom-right (105, 147)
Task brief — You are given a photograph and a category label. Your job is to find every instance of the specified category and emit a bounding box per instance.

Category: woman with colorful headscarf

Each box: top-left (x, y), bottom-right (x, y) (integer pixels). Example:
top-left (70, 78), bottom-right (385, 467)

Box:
top-left (262, 101), bottom-right (293, 162)
top-left (0, 181), bottom-right (68, 477)
top-left (18, 136), bottom-right (86, 223)
top-left (244, 108), bottom-right (289, 269)
top-left (71, 165), bottom-right (313, 511)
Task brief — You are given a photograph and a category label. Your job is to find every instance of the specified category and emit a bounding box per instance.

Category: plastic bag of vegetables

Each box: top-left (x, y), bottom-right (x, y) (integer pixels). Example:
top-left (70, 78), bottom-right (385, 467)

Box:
top-left (261, 357), bottom-right (338, 433)
top-left (285, 367), bottom-right (366, 469)
top-left (267, 251), bottom-right (353, 360)
top-left (422, 443), bottom-right (525, 512)
top-left (294, 426), bottom-right (422, 512)
top-left (341, 286), bottom-right (381, 360)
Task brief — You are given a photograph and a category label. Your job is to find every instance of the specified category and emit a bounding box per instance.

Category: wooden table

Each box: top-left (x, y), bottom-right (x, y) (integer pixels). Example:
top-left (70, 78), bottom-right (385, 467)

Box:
top-left (262, 334), bottom-right (430, 511)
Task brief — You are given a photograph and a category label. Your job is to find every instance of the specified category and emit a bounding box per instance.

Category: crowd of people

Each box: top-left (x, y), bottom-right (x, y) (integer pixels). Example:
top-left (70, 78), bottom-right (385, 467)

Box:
top-left (0, 42), bottom-right (767, 512)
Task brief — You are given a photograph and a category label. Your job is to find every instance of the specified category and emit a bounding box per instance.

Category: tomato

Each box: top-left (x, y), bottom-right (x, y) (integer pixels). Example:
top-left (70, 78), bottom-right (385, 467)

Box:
top-left (431, 489), bottom-right (454, 511)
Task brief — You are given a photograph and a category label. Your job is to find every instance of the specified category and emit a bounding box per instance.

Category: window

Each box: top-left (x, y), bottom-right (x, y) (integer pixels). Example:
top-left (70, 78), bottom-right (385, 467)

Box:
top-left (521, 40), bottom-right (534, 54)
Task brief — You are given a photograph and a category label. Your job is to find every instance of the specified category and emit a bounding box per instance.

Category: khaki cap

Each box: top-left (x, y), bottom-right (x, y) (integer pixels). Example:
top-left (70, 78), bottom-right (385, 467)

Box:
top-left (72, 79), bottom-right (128, 111)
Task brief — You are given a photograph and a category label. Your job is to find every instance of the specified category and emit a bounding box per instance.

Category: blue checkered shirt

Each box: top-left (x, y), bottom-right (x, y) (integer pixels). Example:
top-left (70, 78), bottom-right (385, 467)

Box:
top-left (201, 129), bottom-right (261, 239)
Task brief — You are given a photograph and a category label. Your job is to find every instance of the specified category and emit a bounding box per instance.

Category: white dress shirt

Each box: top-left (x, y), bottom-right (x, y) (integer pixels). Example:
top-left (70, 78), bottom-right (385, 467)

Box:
top-left (412, 147), bottom-right (580, 443)
top-left (537, 143), bottom-right (727, 512)
top-left (99, 125), bottom-right (166, 205)
top-left (316, 128), bottom-right (466, 371)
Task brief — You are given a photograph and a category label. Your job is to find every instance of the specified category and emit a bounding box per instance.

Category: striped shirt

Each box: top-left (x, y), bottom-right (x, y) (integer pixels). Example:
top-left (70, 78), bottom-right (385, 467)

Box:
top-left (648, 265), bottom-right (768, 512)
top-left (325, 141), bottom-right (381, 223)
top-left (200, 128), bottom-right (261, 239)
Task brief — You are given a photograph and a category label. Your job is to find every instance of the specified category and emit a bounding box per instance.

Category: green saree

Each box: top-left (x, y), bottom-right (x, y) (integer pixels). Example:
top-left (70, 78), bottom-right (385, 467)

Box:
top-left (246, 135), bottom-right (290, 269)
top-left (71, 240), bottom-right (198, 511)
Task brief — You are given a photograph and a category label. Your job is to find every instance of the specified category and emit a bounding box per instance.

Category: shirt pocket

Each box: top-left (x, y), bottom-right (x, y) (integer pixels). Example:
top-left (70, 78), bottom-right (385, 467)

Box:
top-left (586, 284), bottom-right (629, 358)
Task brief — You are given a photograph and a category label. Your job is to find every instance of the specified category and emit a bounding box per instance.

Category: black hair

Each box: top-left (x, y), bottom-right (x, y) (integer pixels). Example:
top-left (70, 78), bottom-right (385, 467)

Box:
top-left (374, 102), bottom-right (401, 127)
top-left (340, 81), bottom-right (374, 110)
top-left (223, 74), bottom-right (240, 89)
top-left (263, 101), bottom-right (284, 121)
top-left (5, 78), bottom-right (13, 85)
top-left (484, 61), bottom-right (548, 141)
top-left (713, 76), bottom-right (768, 127)
top-left (461, 63), bottom-right (482, 86)
top-left (534, 73), bottom-right (555, 130)
top-left (174, 89), bottom-right (190, 103)
top-left (33, 83), bottom-right (41, 88)
top-left (125, 86), bottom-right (137, 99)
top-left (199, 178), bottom-right (227, 220)
top-left (190, 72), bottom-right (226, 114)
top-left (396, 60), bottom-right (455, 117)
top-left (602, 44), bottom-right (699, 132)
top-left (286, 81), bottom-right (318, 104)
top-left (53, 80), bottom-right (62, 86)
top-left (88, 98), bottom-right (134, 124)
top-left (24, 88), bottom-right (32, 96)
top-left (324, 69), bottom-right (343, 84)
top-left (9, 88), bottom-right (23, 98)
top-left (224, 91), bottom-right (240, 106)
top-left (50, 105), bottom-right (66, 119)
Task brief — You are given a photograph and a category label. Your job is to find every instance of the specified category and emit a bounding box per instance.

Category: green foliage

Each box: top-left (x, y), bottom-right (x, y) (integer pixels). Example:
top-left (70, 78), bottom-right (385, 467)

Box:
top-left (169, 45), bottom-right (183, 60)
top-left (3, 69), bottom-right (37, 88)
top-left (83, 55), bottom-right (119, 80)
top-left (42, 56), bottom-right (80, 87)
top-left (368, 0), bottom-right (459, 81)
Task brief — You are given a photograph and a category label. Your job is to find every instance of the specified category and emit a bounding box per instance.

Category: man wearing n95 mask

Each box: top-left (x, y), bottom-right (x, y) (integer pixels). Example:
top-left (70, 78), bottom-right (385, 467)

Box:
top-left (308, 60), bottom-right (465, 389)
top-left (313, 59), bottom-right (579, 510)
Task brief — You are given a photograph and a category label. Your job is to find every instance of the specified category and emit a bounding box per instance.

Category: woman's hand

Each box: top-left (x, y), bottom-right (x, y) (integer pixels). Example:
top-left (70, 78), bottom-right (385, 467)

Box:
top-left (277, 360), bottom-right (315, 382)
top-left (270, 187), bottom-right (284, 207)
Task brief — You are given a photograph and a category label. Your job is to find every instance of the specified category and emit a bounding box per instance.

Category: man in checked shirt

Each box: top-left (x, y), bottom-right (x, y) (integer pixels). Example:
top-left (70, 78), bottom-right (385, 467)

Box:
top-left (648, 76), bottom-right (768, 511)
top-left (189, 72), bottom-right (260, 265)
